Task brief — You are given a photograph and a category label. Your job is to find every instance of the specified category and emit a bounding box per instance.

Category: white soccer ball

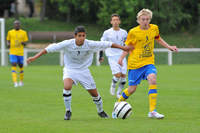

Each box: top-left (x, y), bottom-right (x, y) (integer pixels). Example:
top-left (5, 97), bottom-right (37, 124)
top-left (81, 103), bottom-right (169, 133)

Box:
top-left (112, 101), bottom-right (132, 119)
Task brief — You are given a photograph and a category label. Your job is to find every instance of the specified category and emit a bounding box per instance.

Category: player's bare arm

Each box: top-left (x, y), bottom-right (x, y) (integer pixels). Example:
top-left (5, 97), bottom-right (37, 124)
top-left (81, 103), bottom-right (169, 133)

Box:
top-left (111, 43), bottom-right (133, 52)
top-left (27, 49), bottom-right (47, 64)
top-left (156, 37), bottom-right (178, 52)
top-left (21, 41), bottom-right (28, 46)
top-left (7, 40), bottom-right (10, 48)
top-left (118, 51), bottom-right (129, 66)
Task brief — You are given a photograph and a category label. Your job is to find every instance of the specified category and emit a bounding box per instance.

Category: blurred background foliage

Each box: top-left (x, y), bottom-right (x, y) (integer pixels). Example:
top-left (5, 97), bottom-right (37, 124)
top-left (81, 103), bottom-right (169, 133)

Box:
top-left (44, 0), bottom-right (200, 33)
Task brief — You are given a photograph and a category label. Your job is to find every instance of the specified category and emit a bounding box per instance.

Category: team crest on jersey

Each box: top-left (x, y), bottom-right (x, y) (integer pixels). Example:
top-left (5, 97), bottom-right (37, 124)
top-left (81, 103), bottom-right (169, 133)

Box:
top-left (140, 43), bottom-right (152, 58)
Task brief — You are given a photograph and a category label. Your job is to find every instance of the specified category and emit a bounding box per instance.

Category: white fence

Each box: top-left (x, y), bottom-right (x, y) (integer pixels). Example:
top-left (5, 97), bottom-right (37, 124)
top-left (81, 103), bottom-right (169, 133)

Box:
top-left (0, 18), bottom-right (6, 66)
top-left (0, 48), bottom-right (200, 66)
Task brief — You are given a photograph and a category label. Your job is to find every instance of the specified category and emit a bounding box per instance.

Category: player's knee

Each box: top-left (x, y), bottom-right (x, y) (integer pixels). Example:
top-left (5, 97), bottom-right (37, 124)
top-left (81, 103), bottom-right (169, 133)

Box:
top-left (18, 64), bottom-right (23, 68)
top-left (121, 74), bottom-right (126, 78)
top-left (128, 86), bottom-right (137, 94)
top-left (64, 85), bottom-right (72, 90)
top-left (11, 63), bottom-right (17, 66)
top-left (114, 73), bottom-right (121, 78)
top-left (148, 74), bottom-right (157, 84)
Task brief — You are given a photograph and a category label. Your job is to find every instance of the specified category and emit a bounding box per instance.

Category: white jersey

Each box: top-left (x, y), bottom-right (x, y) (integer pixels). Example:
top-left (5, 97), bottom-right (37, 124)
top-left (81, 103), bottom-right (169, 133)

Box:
top-left (101, 28), bottom-right (127, 56)
top-left (45, 39), bottom-right (112, 70)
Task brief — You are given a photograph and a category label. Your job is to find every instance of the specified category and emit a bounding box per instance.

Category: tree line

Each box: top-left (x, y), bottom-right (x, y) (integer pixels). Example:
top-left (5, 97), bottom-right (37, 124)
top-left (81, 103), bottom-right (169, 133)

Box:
top-left (44, 0), bottom-right (200, 32)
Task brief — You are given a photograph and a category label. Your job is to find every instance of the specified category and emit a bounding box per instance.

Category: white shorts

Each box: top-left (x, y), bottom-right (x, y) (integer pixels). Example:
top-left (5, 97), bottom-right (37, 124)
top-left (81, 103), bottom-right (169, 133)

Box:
top-left (107, 55), bottom-right (127, 75)
top-left (63, 68), bottom-right (96, 90)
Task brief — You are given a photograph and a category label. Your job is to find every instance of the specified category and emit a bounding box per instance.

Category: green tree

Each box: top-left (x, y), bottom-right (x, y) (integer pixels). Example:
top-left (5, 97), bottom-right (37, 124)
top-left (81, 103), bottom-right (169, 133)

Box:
top-left (49, 0), bottom-right (100, 22)
top-left (43, 0), bottom-right (199, 32)
top-left (97, 0), bottom-right (138, 30)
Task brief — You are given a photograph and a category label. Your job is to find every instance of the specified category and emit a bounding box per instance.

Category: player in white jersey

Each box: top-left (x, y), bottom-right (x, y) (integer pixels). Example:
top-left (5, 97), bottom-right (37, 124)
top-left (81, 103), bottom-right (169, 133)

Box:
top-left (100, 14), bottom-right (128, 98)
top-left (27, 26), bottom-right (132, 120)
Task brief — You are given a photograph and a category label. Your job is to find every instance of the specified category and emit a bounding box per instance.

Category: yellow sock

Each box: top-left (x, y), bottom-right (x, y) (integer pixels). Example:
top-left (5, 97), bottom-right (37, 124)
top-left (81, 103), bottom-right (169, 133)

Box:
top-left (118, 88), bottom-right (131, 102)
top-left (19, 67), bottom-right (24, 82)
top-left (11, 66), bottom-right (17, 83)
top-left (148, 85), bottom-right (157, 112)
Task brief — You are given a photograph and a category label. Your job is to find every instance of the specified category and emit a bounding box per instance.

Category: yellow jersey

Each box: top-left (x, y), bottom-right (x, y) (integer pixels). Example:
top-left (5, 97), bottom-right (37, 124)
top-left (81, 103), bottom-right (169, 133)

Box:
top-left (7, 29), bottom-right (28, 56)
top-left (125, 24), bottom-right (160, 69)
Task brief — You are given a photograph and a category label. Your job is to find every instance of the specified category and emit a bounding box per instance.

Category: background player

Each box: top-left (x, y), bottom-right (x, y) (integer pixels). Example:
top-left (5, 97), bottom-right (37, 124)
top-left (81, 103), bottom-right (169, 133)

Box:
top-left (118, 9), bottom-right (178, 119)
top-left (7, 20), bottom-right (28, 87)
top-left (100, 14), bottom-right (128, 98)
top-left (27, 26), bottom-right (132, 120)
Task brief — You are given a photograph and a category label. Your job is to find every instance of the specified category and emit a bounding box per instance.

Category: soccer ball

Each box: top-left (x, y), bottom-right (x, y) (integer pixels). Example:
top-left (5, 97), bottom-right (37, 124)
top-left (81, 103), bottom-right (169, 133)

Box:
top-left (112, 101), bottom-right (132, 119)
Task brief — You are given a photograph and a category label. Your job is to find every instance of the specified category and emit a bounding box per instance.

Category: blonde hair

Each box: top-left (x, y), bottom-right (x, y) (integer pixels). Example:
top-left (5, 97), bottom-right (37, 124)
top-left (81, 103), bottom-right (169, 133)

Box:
top-left (137, 9), bottom-right (153, 23)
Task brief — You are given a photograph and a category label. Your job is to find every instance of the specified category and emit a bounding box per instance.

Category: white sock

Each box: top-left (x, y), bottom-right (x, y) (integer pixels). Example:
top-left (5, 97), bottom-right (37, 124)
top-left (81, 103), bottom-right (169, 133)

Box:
top-left (92, 94), bottom-right (103, 113)
top-left (112, 76), bottom-right (120, 88)
top-left (63, 89), bottom-right (72, 111)
top-left (118, 77), bottom-right (126, 93)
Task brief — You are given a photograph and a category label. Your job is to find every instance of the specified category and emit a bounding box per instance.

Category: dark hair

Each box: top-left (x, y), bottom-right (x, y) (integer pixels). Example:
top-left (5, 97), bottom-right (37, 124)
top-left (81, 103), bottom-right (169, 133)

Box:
top-left (111, 13), bottom-right (120, 20)
top-left (74, 26), bottom-right (86, 35)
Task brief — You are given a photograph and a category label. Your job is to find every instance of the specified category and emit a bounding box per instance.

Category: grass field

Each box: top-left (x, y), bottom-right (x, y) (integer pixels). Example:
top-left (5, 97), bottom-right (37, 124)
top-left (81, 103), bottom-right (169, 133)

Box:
top-left (0, 65), bottom-right (199, 133)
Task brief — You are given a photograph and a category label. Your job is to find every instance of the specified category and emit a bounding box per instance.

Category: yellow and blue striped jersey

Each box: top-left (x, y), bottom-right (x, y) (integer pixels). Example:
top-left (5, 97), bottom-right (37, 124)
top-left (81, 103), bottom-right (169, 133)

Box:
top-left (125, 24), bottom-right (160, 69)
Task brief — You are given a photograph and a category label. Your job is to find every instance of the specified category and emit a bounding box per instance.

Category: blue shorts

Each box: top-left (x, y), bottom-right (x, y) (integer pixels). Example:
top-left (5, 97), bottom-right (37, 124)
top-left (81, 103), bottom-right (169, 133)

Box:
top-left (9, 55), bottom-right (24, 64)
top-left (128, 64), bottom-right (157, 86)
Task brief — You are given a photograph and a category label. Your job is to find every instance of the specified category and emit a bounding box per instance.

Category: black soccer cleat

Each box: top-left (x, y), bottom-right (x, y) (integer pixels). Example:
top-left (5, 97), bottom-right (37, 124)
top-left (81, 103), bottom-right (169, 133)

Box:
top-left (98, 111), bottom-right (109, 118)
top-left (64, 110), bottom-right (72, 120)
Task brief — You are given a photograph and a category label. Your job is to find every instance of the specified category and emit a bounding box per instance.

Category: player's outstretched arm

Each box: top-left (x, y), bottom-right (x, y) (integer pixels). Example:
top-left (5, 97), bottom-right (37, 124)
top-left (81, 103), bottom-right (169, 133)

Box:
top-left (27, 49), bottom-right (47, 64)
top-left (111, 43), bottom-right (133, 52)
top-left (156, 37), bottom-right (178, 52)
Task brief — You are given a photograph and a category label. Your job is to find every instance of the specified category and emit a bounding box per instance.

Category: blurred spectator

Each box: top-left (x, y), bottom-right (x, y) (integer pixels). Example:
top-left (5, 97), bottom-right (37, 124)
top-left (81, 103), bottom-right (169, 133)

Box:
top-left (0, 0), bottom-right (15, 17)
top-left (26, 0), bottom-right (34, 17)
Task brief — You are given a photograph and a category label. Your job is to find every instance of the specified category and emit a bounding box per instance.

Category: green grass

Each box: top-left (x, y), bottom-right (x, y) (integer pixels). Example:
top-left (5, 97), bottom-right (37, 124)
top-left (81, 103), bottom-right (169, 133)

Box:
top-left (0, 65), bottom-right (199, 133)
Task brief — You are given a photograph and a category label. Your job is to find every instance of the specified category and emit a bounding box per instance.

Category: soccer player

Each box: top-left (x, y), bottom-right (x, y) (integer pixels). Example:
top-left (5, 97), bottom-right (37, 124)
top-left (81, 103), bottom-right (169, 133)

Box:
top-left (27, 26), bottom-right (132, 120)
top-left (100, 14), bottom-right (128, 98)
top-left (7, 20), bottom-right (28, 87)
top-left (118, 9), bottom-right (178, 119)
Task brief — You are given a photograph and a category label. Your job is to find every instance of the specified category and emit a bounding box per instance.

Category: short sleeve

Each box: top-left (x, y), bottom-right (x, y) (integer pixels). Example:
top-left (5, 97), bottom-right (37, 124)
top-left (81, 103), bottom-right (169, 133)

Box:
top-left (123, 31), bottom-right (128, 43)
top-left (23, 31), bottom-right (29, 42)
top-left (7, 31), bottom-right (10, 41)
top-left (154, 25), bottom-right (160, 40)
top-left (125, 30), bottom-right (136, 46)
top-left (100, 31), bottom-right (107, 41)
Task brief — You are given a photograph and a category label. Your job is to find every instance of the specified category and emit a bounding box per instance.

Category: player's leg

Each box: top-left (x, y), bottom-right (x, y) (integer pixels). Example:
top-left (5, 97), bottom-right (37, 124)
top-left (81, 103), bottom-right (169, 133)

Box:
top-left (87, 89), bottom-right (108, 118)
top-left (146, 65), bottom-right (164, 119)
top-left (18, 56), bottom-right (24, 86)
top-left (79, 69), bottom-right (108, 118)
top-left (117, 57), bottom-right (127, 98)
top-left (108, 56), bottom-right (121, 95)
top-left (110, 73), bottom-right (120, 96)
top-left (10, 55), bottom-right (18, 87)
top-left (118, 85), bottom-right (137, 101)
top-left (147, 73), bottom-right (157, 113)
top-left (118, 68), bottom-right (142, 101)
top-left (116, 74), bottom-right (126, 98)
top-left (63, 78), bottom-right (74, 120)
